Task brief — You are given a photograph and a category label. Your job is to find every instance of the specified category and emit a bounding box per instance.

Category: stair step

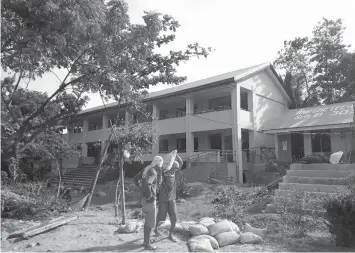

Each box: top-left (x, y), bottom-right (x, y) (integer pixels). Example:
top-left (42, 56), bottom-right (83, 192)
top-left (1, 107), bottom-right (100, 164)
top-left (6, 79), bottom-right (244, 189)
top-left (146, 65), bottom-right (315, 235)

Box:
top-left (283, 176), bottom-right (347, 185)
top-left (279, 182), bottom-right (348, 193)
top-left (286, 170), bottom-right (353, 178)
top-left (291, 164), bottom-right (355, 171)
top-left (275, 189), bottom-right (336, 199)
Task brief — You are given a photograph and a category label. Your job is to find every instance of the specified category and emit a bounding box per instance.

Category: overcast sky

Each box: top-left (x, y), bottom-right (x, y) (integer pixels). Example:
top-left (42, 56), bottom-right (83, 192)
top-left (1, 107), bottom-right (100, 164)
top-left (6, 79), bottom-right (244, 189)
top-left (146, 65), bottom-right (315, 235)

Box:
top-left (7, 0), bottom-right (355, 109)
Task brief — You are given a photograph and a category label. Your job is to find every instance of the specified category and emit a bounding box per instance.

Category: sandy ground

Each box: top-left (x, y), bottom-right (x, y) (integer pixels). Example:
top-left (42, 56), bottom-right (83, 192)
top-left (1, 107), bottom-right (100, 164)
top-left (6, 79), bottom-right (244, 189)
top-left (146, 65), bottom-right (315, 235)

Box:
top-left (1, 182), bottom-right (352, 252)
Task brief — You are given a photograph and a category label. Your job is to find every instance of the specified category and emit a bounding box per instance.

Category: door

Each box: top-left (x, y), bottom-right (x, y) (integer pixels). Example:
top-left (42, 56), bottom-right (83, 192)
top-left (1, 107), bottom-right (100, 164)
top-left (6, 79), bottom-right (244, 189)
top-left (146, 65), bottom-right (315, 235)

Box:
top-left (291, 133), bottom-right (305, 161)
top-left (88, 142), bottom-right (102, 164)
top-left (224, 135), bottom-right (233, 162)
top-left (209, 134), bottom-right (222, 150)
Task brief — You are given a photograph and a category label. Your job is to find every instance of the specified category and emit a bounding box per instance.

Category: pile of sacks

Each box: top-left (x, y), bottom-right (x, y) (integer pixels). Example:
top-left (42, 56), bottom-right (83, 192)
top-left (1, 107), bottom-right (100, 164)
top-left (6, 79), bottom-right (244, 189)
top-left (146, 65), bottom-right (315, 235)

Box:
top-left (159, 217), bottom-right (267, 252)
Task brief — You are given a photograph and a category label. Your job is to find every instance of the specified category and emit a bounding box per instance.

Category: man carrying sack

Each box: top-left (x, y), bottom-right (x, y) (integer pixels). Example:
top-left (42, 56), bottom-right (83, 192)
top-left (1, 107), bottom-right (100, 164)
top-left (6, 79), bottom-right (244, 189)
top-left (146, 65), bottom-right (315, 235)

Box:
top-left (133, 150), bottom-right (176, 251)
top-left (154, 152), bottom-right (183, 242)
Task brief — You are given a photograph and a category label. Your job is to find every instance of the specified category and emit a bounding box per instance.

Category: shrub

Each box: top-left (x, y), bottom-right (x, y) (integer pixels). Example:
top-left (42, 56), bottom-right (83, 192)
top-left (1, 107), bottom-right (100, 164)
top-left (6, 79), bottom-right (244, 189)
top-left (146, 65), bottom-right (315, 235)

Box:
top-left (177, 172), bottom-right (195, 199)
top-left (1, 181), bottom-right (69, 220)
top-left (274, 188), bottom-right (323, 237)
top-left (299, 154), bottom-right (329, 164)
top-left (323, 173), bottom-right (355, 247)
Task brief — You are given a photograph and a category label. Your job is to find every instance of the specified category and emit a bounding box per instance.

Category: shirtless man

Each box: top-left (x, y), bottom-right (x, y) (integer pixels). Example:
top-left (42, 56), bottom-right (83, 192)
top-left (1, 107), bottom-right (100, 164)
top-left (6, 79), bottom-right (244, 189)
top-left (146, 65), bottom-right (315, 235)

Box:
top-left (154, 154), bottom-right (183, 242)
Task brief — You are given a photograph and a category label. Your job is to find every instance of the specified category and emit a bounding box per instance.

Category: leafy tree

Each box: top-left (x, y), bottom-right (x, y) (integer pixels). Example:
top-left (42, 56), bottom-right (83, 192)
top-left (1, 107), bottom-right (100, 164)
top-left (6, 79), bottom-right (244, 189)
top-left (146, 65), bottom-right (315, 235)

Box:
top-left (309, 18), bottom-right (350, 104)
top-left (274, 18), bottom-right (354, 107)
top-left (1, 0), bottom-right (211, 181)
top-left (25, 132), bottom-right (81, 198)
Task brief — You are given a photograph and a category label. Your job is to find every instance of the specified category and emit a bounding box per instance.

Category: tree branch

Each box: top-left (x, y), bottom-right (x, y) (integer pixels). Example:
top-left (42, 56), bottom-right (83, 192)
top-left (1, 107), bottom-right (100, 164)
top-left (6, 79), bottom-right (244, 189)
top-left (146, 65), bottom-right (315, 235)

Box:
top-left (7, 71), bottom-right (23, 106)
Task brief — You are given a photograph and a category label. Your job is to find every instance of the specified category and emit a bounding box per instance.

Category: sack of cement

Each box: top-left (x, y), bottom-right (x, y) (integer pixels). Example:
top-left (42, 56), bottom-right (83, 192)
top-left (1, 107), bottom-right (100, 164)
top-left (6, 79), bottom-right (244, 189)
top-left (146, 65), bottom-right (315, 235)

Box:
top-left (214, 231), bottom-right (240, 247)
top-left (175, 221), bottom-right (197, 233)
top-left (244, 223), bottom-right (267, 238)
top-left (117, 221), bottom-right (142, 233)
top-left (198, 217), bottom-right (215, 227)
top-left (228, 221), bottom-right (240, 233)
top-left (159, 220), bottom-right (171, 231)
top-left (208, 220), bottom-right (233, 236)
top-left (330, 151), bottom-right (343, 164)
top-left (191, 235), bottom-right (219, 249)
top-left (188, 238), bottom-right (215, 252)
top-left (239, 232), bottom-right (264, 244)
top-left (189, 224), bottom-right (209, 236)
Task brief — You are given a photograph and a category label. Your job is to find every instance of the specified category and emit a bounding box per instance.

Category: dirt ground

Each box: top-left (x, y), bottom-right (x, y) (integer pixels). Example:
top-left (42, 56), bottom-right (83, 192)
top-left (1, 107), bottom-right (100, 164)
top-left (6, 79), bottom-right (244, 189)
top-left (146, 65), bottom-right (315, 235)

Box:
top-left (1, 182), bottom-right (353, 252)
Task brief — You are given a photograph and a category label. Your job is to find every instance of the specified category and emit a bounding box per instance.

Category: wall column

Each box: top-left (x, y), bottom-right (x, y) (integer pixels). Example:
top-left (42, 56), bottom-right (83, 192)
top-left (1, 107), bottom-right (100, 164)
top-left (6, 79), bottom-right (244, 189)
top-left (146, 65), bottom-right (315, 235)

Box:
top-left (152, 103), bottom-right (159, 156)
top-left (274, 133), bottom-right (280, 160)
top-left (304, 132), bottom-right (312, 156)
top-left (186, 96), bottom-right (194, 167)
top-left (82, 119), bottom-right (88, 157)
top-left (231, 84), bottom-right (243, 183)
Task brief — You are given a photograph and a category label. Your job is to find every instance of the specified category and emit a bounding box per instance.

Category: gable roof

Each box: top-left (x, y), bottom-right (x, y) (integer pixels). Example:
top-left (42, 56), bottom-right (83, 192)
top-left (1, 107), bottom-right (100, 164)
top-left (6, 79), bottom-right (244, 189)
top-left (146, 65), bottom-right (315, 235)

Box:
top-left (261, 101), bottom-right (355, 133)
top-left (79, 63), bottom-right (290, 115)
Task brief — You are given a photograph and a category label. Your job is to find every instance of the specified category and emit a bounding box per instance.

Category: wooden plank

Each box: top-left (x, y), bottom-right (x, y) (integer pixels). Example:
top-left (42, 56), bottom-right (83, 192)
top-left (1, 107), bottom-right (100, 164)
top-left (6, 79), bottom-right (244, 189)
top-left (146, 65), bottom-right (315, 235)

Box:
top-left (7, 216), bottom-right (64, 239)
top-left (22, 216), bottom-right (77, 239)
top-left (7, 216), bottom-right (77, 240)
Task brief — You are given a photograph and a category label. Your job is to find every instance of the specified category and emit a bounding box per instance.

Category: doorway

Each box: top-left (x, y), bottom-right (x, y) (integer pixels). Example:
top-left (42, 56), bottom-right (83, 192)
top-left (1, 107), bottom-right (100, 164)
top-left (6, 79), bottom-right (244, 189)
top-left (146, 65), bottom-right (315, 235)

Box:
top-left (291, 133), bottom-right (305, 161)
top-left (209, 133), bottom-right (222, 150)
top-left (87, 142), bottom-right (102, 164)
top-left (242, 129), bottom-right (250, 162)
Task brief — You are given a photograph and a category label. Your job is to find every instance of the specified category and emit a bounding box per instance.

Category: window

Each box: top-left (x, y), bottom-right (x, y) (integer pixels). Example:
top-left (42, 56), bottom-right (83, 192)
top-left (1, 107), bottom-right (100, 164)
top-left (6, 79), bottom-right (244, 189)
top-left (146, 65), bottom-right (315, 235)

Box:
top-left (159, 110), bottom-right (169, 120)
top-left (108, 115), bottom-right (125, 126)
top-left (176, 108), bottom-right (186, 117)
top-left (209, 96), bottom-right (231, 111)
top-left (194, 137), bottom-right (199, 152)
top-left (72, 125), bottom-right (82, 133)
top-left (176, 138), bottom-right (186, 152)
top-left (311, 131), bottom-right (331, 153)
top-left (88, 120), bottom-right (102, 131)
top-left (194, 104), bottom-right (198, 113)
top-left (240, 92), bottom-right (249, 111)
top-left (159, 139), bottom-right (168, 153)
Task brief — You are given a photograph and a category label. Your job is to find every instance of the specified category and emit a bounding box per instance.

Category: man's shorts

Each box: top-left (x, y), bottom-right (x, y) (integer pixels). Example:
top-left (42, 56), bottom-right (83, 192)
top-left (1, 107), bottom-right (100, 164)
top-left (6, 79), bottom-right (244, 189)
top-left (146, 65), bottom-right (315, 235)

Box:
top-left (142, 199), bottom-right (156, 229)
top-left (158, 200), bottom-right (177, 222)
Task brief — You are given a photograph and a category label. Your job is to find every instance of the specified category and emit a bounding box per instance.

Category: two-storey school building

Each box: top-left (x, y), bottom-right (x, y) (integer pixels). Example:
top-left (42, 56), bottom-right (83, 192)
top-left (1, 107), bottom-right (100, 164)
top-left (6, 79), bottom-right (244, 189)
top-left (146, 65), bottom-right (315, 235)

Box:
top-left (62, 63), bottom-right (355, 183)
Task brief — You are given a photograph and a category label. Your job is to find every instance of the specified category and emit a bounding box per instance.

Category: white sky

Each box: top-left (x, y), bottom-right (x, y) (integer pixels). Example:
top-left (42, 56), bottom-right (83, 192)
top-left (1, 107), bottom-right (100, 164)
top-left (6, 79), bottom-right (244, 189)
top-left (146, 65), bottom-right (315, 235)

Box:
top-left (4, 0), bottom-right (355, 109)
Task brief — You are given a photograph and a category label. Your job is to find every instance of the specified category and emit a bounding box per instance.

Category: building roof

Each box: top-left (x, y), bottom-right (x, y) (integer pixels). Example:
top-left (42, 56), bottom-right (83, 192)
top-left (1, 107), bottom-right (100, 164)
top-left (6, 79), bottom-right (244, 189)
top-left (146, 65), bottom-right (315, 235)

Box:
top-left (79, 62), bottom-right (288, 116)
top-left (261, 101), bottom-right (355, 133)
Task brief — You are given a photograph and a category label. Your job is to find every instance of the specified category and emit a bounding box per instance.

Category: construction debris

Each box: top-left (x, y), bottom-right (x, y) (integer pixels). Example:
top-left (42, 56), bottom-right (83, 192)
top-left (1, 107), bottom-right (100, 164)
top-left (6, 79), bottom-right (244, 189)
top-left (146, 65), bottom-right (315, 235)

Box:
top-left (7, 216), bottom-right (78, 240)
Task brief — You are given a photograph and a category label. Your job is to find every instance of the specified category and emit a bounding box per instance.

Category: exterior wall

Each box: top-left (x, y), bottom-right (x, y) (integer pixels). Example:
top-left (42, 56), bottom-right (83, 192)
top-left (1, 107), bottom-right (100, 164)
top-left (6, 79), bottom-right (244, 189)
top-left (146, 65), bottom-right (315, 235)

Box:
top-left (182, 162), bottom-right (228, 183)
top-left (277, 134), bottom-right (292, 162)
top-left (63, 68), bottom-right (291, 171)
top-left (189, 110), bottom-right (233, 132)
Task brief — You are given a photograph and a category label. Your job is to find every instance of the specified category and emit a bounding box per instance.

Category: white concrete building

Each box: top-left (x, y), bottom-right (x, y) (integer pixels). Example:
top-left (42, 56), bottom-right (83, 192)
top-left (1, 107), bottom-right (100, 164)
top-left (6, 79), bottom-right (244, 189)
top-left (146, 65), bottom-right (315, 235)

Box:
top-left (63, 63), bottom-right (293, 183)
top-left (62, 62), bottom-right (355, 183)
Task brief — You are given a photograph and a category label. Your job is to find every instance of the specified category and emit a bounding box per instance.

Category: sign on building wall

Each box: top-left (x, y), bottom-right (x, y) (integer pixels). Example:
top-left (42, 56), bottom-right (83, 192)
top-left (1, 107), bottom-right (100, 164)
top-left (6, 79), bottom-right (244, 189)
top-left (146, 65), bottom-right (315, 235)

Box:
top-left (282, 141), bottom-right (287, 151)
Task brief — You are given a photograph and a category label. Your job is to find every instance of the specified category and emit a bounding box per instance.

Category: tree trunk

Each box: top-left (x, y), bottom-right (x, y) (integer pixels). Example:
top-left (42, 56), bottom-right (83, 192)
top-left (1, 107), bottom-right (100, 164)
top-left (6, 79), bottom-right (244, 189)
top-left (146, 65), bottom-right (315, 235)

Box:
top-left (114, 173), bottom-right (121, 218)
top-left (55, 160), bottom-right (62, 200)
top-left (119, 157), bottom-right (126, 224)
top-left (83, 142), bottom-right (109, 211)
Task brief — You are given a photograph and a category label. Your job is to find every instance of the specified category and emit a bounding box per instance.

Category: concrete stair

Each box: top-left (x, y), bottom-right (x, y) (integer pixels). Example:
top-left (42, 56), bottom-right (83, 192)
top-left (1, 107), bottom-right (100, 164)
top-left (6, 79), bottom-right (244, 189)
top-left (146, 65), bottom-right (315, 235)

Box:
top-left (52, 164), bottom-right (107, 188)
top-left (274, 163), bottom-right (355, 211)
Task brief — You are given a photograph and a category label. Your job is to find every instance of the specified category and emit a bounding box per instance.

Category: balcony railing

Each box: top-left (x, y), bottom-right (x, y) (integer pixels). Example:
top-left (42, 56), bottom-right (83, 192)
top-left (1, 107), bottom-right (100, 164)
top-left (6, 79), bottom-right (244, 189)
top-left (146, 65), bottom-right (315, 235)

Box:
top-left (194, 105), bottom-right (231, 115)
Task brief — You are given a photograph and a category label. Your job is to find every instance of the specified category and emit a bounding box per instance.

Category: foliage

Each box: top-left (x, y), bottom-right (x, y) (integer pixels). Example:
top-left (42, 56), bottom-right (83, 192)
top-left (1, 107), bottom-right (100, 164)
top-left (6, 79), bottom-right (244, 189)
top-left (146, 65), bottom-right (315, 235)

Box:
top-left (212, 185), bottom-right (273, 226)
top-left (274, 18), bottom-right (354, 108)
top-left (1, 181), bottom-right (69, 220)
top-left (274, 188), bottom-right (324, 237)
top-left (299, 154), bottom-right (330, 164)
top-left (176, 172), bottom-right (196, 199)
top-left (323, 173), bottom-right (355, 247)
top-left (265, 160), bottom-right (290, 176)
top-left (323, 193), bottom-right (355, 247)
top-left (1, 0), bottom-right (212, 177)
